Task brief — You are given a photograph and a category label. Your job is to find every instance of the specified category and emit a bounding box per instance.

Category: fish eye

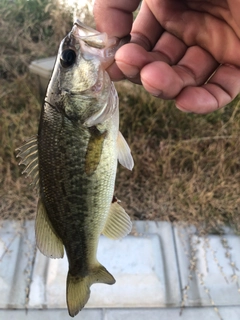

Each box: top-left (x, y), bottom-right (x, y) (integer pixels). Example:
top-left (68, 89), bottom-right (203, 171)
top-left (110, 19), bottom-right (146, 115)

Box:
top-left (60, 49), bottom-right (76, 68)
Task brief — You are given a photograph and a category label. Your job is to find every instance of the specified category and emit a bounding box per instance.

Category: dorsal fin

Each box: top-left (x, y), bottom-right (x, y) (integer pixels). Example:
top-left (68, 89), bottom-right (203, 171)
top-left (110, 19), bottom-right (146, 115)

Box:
top-left (15, 136), bottom-right (39, 189)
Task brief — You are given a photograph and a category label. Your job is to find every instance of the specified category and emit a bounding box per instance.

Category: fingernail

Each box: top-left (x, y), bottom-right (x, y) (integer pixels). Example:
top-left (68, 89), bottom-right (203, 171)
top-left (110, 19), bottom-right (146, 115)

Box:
top-left (116, 61), bottom-right (139, 78)
top-left (176, 103), bottom-right (192, 113)
top-left (141, 80), bottom-right (162, 97)
top-left (150, 90), bottom-right (162, 97)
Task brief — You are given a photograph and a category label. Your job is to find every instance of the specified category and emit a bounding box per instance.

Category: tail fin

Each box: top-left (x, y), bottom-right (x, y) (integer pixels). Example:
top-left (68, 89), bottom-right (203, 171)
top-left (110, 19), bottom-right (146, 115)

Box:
top-left (67, 264), bottom-right (115, 317)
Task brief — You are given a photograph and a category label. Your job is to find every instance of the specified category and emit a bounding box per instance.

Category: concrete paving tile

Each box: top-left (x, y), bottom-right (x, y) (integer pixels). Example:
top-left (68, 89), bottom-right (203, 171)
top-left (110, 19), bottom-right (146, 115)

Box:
top-left (2, 219), bottom-right (240, 320)
top-left (44, 235), bottom-right (167, 308)
top-left (133, 221), bottom-right (181, 306)
top-left (28, 251), bottom-right (49, 308)
top-left (29, 221), bottom-right (180, 309)
top-left (179, 306), bottom-right (240, 320)
top-left (1, 307), bottom-right (240, 320)
top-left (104, 307), bottom-right (240, 320)
top-left (174, 225), bottom-right (240, 307)
top-left (0, 220), bottom-right (35, 308)
top-left (0, 220), bottom-right (21, 307)
top-left (10, 221), bottom-right (36, 308)
top-left (0, 308), bottom-right (103, 319)
top-left (29, 57), bottom-right (56, 98)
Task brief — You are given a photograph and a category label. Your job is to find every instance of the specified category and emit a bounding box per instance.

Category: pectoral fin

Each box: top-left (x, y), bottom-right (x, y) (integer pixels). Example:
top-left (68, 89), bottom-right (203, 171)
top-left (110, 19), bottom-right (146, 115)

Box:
top-left (15, 136), bottom-right (39, 189)
top-left (35, 199), bottom-right (64, 258)
top-left (117, 131), bottom-right (134, 171)
top-left (102, 201), bottom-right (132, 239)
top-left (85, 128), bottom-right (106, 175)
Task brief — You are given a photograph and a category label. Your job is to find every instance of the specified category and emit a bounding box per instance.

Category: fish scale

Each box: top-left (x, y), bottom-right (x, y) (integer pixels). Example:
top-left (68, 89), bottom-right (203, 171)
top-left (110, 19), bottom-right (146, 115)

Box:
top-left (38, 104), bottom-right (115, 277)
top-left (16, 20), bottom-right (134, 317)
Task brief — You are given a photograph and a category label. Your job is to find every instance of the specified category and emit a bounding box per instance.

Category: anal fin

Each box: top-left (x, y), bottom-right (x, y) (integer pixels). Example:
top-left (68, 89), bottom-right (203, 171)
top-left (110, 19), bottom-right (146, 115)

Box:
top-left (35, 199), bottom-right (64, 258)
top-left (102, 201), bottom-right (132, 240)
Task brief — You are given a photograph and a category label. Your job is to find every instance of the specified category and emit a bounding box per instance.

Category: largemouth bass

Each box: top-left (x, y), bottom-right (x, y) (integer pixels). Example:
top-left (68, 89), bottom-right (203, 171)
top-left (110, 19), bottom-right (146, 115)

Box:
top-left (16, 20), bottom-right (133, 317)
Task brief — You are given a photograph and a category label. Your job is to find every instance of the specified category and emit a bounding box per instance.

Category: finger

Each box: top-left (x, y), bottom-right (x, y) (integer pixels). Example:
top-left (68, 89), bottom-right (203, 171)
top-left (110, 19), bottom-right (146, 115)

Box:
top-left (148, 0), bottom-right (240, 66)
top-left (175, 65), bottom-right (240, 114)
top-left (105, 62), bottom-right (126, 82)
top-left (113, 0), bottom-right (165, 81)
top-left (152, 32), bottom-right (187, 64)
top-left (93, 0), bottom-right (140, 37)
top-left (139, 46), bottom-right (219, 99)
top-left (94, 0), bottom-right (140, 81)
top-left (131, 0), bottom-right (163, 50)
top-left (228, 0), bottom-right (240, 28)
top-left (115, 32), bottom-right (187, 81)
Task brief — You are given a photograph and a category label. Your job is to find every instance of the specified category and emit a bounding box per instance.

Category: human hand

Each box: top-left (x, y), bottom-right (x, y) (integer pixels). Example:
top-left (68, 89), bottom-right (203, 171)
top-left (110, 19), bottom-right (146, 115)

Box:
top-left (94, 0), bottom-right (240, 113)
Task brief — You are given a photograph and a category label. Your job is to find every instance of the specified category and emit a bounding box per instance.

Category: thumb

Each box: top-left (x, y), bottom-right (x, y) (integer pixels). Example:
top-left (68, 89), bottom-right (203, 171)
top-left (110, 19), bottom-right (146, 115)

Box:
top-left (93, 0), bottom-right (140, 38)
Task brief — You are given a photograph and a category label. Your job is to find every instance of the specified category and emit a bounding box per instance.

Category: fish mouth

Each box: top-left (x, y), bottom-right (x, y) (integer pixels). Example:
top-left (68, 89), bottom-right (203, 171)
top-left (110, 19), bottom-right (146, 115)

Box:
top-left (72, 19), bottom-right (116, 49)
top-left (72, 19), bottom-right (131, 70)
top-left (60, 21), bottom-right (130, 96)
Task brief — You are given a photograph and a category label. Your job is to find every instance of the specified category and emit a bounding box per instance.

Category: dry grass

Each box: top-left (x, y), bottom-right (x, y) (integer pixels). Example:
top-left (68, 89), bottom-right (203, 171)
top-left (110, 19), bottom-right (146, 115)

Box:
top-left (0, 75), bottom-right (40, 220)
top-left (0, 0), bottom-right (91, 220)
top-left (1, 0), bottom-right (240, 235)
top-left (115, 82), bottom-right (240, 233)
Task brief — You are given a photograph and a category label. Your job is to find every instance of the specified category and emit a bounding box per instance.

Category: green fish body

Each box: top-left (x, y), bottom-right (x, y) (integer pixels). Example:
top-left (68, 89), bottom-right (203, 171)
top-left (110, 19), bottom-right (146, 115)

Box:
top-left (16, 20), bottom-right (133, 317)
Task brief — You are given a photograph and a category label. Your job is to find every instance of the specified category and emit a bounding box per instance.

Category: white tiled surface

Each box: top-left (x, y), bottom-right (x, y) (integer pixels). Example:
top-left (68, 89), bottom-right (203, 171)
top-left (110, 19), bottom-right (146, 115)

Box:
top-left (29, 57), bottom-right (55, 79)
top-left (29, 221), bottom-right (180, 308)
top-left (1, 220), bottom-right (240, 320)
top-left (46, 235), bottom-right (167, 308)
top-left (1, 308), bottom-right (240, 320)
top-left (0, 220), bottom-right (35, 308)
top-left (174, 225), bottom-right (240, 307)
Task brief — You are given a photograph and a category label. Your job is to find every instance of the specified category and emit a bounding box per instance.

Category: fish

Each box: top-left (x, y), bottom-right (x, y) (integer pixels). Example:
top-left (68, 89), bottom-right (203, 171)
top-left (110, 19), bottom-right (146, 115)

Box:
top-left (16, 20), bottom-right (134, 317)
